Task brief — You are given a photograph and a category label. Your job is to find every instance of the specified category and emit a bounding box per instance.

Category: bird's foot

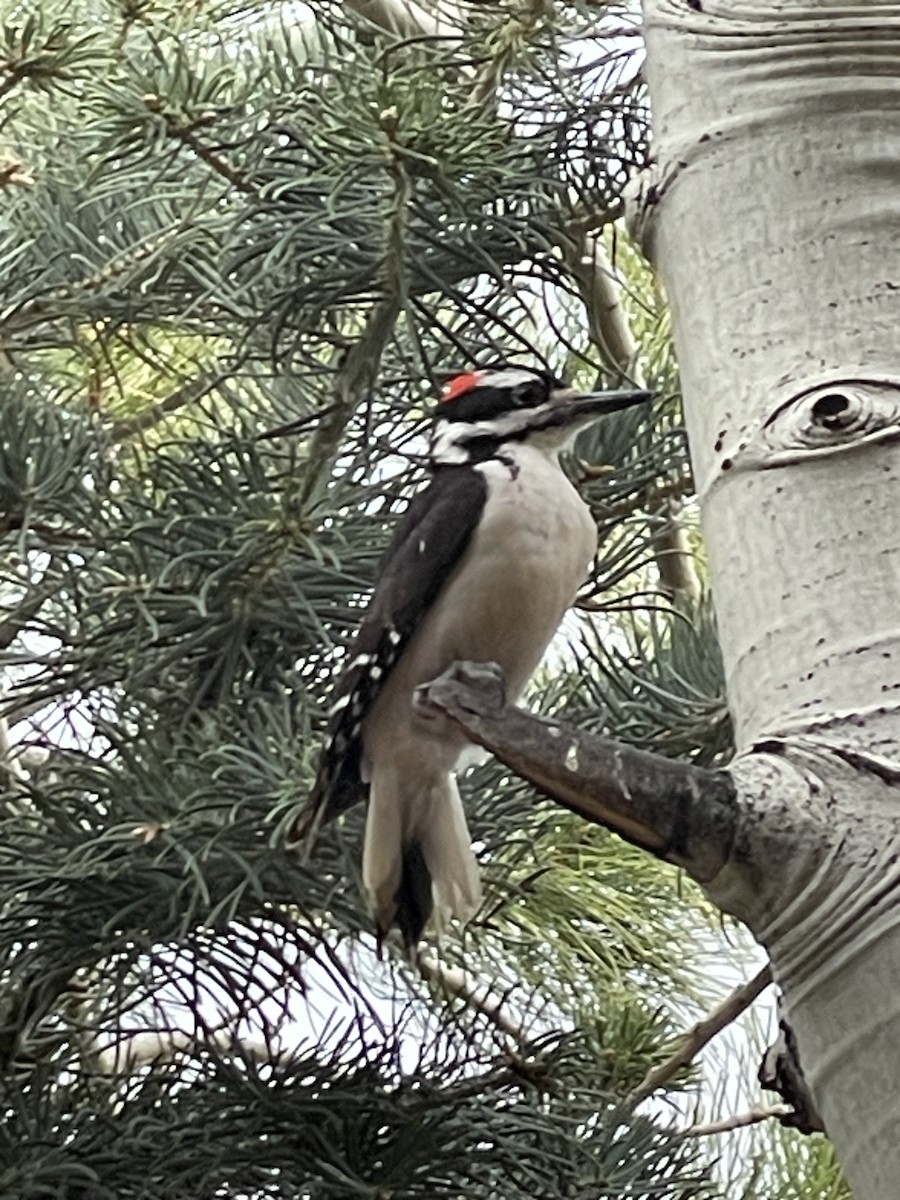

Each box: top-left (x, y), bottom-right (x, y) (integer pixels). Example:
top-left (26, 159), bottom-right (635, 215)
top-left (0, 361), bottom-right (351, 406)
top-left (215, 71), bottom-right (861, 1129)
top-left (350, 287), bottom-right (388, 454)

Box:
top-left (414, 660), bottom-right (507, 720)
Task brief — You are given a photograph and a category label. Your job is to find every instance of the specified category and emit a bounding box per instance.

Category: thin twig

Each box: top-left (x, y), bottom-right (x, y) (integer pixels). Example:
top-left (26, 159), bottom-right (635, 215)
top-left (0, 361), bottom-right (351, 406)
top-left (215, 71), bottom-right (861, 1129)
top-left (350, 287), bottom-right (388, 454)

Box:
top-left (629, 964), bottom-right (773, 1105)
top-left (685, 1104), bottom-right (791, 1137)
top-left (171, 125), bottom-right (257, 196)
top-left (255, 403), bottom-right (342, 441)
top-left (109, 368), bottom-right (226, 441)
top-left (0, 66), bottom-right (27, 103)
top-left (417, 953), bottom-right (529, 1045)
top-left (298, 135), bottom-right (408, 501)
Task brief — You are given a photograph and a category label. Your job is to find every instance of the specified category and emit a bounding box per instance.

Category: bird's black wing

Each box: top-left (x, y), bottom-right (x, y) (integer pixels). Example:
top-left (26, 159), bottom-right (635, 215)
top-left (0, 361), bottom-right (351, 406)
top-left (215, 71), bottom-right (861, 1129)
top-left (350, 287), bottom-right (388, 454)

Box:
top-left (296, 465), bottom-right (488, 840)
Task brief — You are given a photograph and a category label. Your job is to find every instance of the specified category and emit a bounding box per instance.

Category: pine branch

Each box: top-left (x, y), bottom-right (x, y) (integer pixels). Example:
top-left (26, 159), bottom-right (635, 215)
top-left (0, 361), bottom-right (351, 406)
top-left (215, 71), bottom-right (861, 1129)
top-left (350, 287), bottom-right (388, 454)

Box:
top-left (109, 368), bottom-right (227, 441)
top-left (299, 295), bottom-right (401, 503)
top-left (298, 130), bottom-right (410, 499)
top-left (143, 96), bottom-right (258, 197)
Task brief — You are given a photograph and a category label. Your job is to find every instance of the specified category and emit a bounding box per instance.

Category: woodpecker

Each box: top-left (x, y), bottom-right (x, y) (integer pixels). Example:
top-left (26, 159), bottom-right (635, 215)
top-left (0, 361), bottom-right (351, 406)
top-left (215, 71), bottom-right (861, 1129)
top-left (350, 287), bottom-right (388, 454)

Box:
top-left (297, 364), bottom-right (650, 949)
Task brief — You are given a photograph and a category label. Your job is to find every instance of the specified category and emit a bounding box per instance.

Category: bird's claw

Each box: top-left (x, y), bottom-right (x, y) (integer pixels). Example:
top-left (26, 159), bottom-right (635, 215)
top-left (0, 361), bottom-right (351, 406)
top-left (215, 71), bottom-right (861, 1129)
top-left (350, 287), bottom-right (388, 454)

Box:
top-left (414, 660), bottom-right (507, 719)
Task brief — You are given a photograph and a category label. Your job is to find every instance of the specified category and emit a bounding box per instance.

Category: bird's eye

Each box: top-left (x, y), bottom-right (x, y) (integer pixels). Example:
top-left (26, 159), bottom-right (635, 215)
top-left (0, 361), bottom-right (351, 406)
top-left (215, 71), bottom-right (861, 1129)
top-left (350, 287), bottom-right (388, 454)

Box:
top-left (514, 382), bottom-right (544, 408)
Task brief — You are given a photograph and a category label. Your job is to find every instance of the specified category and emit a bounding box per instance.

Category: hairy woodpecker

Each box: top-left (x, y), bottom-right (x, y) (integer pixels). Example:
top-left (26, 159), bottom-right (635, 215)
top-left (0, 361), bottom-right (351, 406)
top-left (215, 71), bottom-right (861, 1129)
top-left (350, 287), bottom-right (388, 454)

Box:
top-left (298, 364), bottom-right (650, 949)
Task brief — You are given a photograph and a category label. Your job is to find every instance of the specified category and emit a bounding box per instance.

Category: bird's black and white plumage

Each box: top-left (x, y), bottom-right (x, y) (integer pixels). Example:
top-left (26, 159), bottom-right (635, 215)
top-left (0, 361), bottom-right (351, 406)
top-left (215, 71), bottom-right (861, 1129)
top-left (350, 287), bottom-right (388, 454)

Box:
top-left (296, 364), bottom-right (650, 949)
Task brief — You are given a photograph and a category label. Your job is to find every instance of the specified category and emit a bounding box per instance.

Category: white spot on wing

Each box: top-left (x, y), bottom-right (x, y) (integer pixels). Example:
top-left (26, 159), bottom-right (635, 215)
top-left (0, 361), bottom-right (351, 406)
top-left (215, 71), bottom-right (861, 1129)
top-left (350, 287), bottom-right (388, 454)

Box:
top-left (328, 694), bottom-right (351, 717)
top-left (564, 742), bottom-right (579, 772)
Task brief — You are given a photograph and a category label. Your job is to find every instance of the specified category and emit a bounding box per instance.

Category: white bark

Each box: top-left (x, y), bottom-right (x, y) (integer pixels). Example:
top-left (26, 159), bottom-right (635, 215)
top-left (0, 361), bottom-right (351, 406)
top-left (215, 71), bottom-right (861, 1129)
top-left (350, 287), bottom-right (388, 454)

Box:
top-left (637, 2), bottom-right (900, 1195)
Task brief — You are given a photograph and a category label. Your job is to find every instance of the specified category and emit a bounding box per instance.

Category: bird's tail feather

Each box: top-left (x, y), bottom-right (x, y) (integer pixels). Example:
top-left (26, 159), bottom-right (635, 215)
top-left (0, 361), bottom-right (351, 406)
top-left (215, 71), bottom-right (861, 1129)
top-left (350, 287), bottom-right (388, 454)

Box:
top-left (424, 774), bottom-right (482, 925)
top-left (363, 770), bottom-right (481, 950)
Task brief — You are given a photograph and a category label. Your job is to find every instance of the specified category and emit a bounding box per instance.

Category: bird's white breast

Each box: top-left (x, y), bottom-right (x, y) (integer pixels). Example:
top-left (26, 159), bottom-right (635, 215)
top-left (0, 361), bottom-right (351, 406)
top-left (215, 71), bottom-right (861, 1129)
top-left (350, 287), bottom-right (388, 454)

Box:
top-left (474, 444), bottom-right (596, 572)
top-left (363, 444), bottom-right (596, 775)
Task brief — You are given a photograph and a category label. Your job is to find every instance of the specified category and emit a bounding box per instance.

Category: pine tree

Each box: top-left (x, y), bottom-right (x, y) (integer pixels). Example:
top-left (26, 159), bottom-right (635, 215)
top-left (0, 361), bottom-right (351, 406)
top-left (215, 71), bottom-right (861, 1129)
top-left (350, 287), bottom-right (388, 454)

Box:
top-left (0, 3), bottom-right (845, 1197)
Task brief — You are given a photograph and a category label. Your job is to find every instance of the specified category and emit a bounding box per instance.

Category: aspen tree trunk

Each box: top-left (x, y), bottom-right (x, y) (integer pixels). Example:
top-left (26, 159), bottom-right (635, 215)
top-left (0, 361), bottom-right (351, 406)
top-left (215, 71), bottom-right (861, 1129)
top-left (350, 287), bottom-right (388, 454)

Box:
top-left (638, 3), bottom-right (900, 1195)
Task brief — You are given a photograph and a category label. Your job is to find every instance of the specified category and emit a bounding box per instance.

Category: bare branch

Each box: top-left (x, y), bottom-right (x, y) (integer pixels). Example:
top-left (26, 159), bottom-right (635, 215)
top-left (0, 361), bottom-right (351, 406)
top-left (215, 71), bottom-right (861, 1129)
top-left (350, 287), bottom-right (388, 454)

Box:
top-left (149, 100), bottom-right (258, 196)
top-left (562, 232), bottom-right (641, 388)
top-left (299, 294), bottom-right (401, 503)
top-left (417, 952), bottom-right (532, 1045)
top-left (417, 661), bottom-right (738, 881)
top-left (650, 499), bottom-right (703, 603)
top-left (562, 232), bottom-right (702, 600)
top-left (297, 132), bottom-right (409, 499)
top-left (629, 964), bottom-right (773, 1105)
top-left (685, 1104), bottom-right (791, 1138)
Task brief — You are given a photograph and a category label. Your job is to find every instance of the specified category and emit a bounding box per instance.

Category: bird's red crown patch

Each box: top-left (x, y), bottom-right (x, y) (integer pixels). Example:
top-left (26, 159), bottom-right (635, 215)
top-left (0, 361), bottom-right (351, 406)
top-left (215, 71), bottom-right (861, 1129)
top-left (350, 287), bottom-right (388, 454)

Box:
top-left (440, 371), bottom-right (483, 402)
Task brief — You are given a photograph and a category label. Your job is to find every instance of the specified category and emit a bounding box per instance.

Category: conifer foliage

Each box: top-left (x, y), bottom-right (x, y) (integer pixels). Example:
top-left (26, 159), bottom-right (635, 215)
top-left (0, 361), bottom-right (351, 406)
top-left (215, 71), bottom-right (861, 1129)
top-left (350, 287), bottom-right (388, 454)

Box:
top-left (0, 2), bottom-right (729, 1196)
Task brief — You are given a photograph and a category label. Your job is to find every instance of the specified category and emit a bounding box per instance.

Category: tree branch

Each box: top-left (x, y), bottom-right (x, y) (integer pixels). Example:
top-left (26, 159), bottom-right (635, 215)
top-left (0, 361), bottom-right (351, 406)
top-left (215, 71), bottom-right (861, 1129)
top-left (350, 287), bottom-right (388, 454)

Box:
top-left (298, 125), bottom-right (409, 500)
top-left (417, 952), bottom-right (532, 1045)
top-left (108, 368), bottom-right (226, 441)
top-left (562, 231), bottom-right (702, 601)
top-left (650, 499), bottom-right (702, 603)
top-left (685, 1104), bottom-right (791, 1138)
top-left (299, 297), bottom-right (401, 504)
top-left (561, 231), bottom-right (640, 388)
top-left (416, 661), bottom-right (738, 882)
top-left (629, 964), bottom-right (773, 1105)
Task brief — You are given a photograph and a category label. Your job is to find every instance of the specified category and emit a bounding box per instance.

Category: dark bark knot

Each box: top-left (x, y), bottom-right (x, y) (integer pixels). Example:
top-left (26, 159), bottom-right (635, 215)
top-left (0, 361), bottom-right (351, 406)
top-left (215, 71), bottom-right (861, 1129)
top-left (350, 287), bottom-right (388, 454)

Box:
top-left (796, 383), bottom-right (900, 449)
top-left (749, 380), bottom-right (900, 465)
top-left (810, 391), bottom-right (854, 429)
top-left (803, 388), bottom-right (870, 441)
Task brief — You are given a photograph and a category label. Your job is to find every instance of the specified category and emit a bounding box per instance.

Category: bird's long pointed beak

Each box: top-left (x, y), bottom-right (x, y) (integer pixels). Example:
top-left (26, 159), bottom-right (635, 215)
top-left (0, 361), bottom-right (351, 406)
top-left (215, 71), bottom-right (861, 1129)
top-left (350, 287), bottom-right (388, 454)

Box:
top-left (563, 388), bottom-right (654, 419)
top-left (546, 388), bottom-right (653, 442)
